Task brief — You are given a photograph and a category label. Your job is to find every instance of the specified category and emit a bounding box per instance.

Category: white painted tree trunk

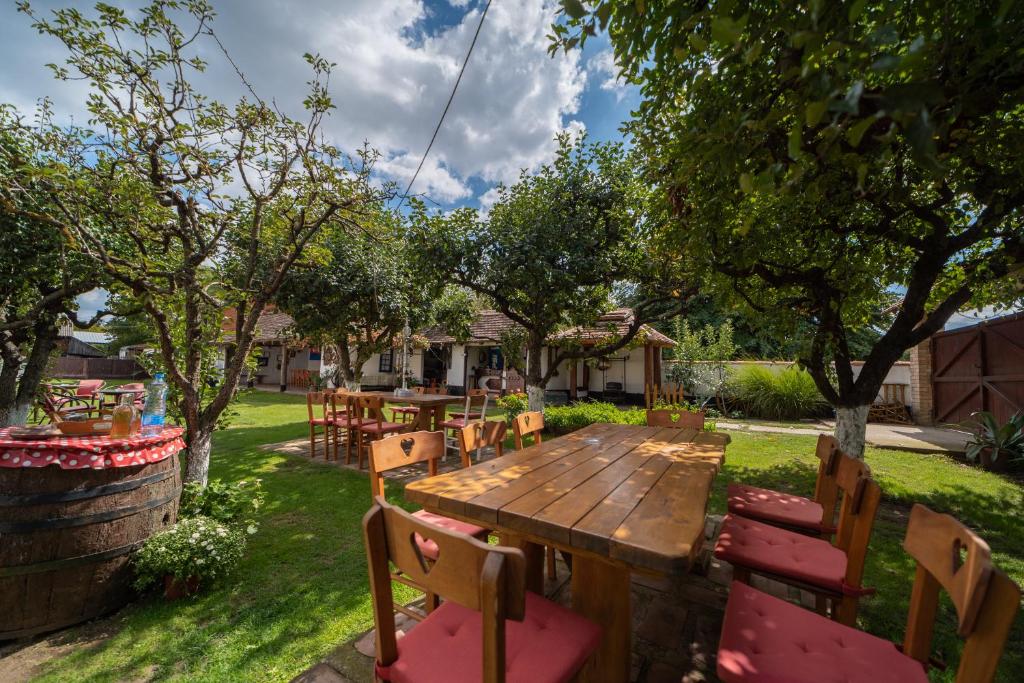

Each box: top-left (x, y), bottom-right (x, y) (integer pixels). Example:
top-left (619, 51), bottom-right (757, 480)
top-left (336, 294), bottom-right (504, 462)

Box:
top-left (184, 428), bottom-right (214, 486)
top-left (1, 400), bottom-right (31, 427)
top-left (527, 385), bottom-right (545, 413)
top-left (834, 405), bottom-right (870, 459)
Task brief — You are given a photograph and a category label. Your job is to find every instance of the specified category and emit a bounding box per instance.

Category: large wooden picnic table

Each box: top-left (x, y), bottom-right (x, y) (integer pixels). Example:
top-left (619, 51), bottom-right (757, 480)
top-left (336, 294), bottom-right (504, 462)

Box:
top-left (404, 422), bottom-right (730, 682)
top-left (345, 391), bottom-right (461, 432)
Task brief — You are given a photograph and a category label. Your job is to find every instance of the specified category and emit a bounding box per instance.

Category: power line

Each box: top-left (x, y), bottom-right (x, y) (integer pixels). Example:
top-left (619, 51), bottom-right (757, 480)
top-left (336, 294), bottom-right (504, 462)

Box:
top-left (397, 0), bottom-right (492, 209)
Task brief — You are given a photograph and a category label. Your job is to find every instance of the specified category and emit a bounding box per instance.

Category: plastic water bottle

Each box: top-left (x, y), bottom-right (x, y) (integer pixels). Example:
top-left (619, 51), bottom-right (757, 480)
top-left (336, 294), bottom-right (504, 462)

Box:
top-left (141, 373), bottom-right (168, 436)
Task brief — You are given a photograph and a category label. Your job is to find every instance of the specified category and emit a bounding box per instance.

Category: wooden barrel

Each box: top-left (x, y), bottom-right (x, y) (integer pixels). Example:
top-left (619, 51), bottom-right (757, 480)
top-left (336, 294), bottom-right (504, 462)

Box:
top-left (0, 453), bottom-right (180, 638)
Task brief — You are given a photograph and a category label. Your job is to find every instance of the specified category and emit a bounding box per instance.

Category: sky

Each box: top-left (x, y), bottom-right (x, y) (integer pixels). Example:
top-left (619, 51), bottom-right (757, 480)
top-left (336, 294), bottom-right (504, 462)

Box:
top-left (0, 0), bottom-right (638, 318)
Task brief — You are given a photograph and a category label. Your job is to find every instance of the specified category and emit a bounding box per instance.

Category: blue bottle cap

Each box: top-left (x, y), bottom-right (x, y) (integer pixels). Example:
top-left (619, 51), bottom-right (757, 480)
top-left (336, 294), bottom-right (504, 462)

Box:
top-left (154, 373), bottom-right (166, 381)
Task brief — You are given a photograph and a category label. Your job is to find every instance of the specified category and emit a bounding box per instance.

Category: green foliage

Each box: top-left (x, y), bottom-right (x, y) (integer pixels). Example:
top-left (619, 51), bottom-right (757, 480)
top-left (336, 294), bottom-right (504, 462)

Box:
top-left (132, 516), bottom-right (246, 591)
top-left (179, 479), bottom-right (265, 529)
top-left (552, 1), bottom-right (1024, 417)
top-left (966, 412), bottom-right (1024, 467)
top-left (727, 366), bottom-right (829, 421)
top-left (666, 319), bottom-right (735, 405)
top-left (409, 133), bottom-right (675, 399)
top-left (544, 401), bottom-right (647, 433)
top-left (495, 392), bottom-right (528, 420)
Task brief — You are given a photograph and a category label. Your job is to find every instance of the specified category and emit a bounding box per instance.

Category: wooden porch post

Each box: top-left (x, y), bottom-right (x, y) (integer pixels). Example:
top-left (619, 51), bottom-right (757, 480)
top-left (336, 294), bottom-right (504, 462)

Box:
top-left (643, 343), bottom-right (653, 390)
top-left (280, 345), bottom-right (290, 393)
top-left (653, 346), bottom-right (662, 386)
top-left (569, 360), bottom-right (578, 400)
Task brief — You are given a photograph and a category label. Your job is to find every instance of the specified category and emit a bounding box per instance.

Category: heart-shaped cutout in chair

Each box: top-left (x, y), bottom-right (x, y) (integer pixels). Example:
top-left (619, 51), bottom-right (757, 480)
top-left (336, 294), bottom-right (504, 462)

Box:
top-left (410, 531), bottom-right (438, 574)
top-left (400, 438), bottom-right (415, 457)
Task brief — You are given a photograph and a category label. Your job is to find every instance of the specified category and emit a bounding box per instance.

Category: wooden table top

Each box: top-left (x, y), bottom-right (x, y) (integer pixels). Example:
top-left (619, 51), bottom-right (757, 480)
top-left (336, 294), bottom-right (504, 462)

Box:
top-left (347, 391), bottom-right (461, 406)
top-left (405, 422), bottom-right (730, 575)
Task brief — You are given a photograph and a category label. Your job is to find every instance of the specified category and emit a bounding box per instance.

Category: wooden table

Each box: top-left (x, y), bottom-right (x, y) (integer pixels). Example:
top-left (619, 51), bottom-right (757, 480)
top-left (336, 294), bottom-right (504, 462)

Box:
top-left (404, 422), bottom-right (730, 682)
top-left (346, 391), bottom-right (461, 432)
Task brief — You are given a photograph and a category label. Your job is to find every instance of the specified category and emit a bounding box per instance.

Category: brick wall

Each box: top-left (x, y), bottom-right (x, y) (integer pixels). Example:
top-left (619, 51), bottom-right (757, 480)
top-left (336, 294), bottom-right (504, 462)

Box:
top-left (909, 341), bottom-right (934, 425)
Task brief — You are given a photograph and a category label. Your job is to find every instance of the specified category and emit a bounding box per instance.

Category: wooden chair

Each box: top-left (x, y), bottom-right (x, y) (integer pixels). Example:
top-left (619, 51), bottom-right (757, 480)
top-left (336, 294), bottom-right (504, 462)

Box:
top-left (457, 420), bottom-right (507, 468)
top-left (450, 388), bottom-right (488, 420)
top-left (511, 411), bottom-right (543, 450)
top-left (353, 396), bottom-right (408, 470)
top-left (368, 431), bottom-right (490, 619)
top-left (305, 391), bottom-right (330, 459)
top-left (716, 504), bottom-right (1021, 683)
top-left (440, 391), bottom-right (489, 458)
top-left (726, 434), bottom-right (841, 538)
top-left (327, 392), bottom-right (370, 463)
top-left (38, 391), bottom-right (93, 423)
top-left (510, 411), bottom-right (561, 580)
top-left (714, 450), bottom-right (881, 625)
top-left (364, 496), bottom-right (602, 682)
top-left (391, 386), bottom-right (424, 424)
top-left (646, 408), bottom-right (706, 431)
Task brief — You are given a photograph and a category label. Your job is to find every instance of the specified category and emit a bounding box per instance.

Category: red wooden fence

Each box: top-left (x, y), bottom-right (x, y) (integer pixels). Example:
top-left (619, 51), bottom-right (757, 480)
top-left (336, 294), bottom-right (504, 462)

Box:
top-left (51, 357), bottom-right (144, 379)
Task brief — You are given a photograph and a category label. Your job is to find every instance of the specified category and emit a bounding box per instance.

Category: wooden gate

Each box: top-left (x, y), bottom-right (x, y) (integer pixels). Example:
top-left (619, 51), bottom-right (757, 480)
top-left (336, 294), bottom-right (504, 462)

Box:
top-left (931, 312), bottom-right (1024, 425)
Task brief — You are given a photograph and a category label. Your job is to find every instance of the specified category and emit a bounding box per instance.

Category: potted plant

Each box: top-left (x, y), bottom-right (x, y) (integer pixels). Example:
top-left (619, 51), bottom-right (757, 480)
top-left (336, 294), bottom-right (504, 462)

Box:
top-left (133, 516), bottom-right (246, 599)
top-left (965, 411), bottom-right (1024, 472)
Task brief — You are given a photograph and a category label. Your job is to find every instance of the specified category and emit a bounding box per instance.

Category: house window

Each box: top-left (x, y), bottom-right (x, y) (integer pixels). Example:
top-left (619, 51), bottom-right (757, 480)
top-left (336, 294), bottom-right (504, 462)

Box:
top-left (379, 349), bottom-right (394, 373)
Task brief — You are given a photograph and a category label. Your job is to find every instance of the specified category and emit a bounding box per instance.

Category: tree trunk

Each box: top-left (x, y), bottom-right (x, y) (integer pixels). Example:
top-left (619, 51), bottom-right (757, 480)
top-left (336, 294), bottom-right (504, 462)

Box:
top-left (0, 352), bottom-right (22, 427)
top-left (834, 405), bottom-right (870, 459)
top-left (0, 316), bottom-right (60, 427)
top-left (526, 337), bottom-right (545, 412)
top-left (183, 425), bottom-right (214, 486)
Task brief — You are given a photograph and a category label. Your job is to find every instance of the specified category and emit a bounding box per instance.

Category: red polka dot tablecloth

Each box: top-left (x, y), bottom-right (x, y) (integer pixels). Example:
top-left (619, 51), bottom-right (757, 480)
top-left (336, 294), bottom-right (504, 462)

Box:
top-left (0, 427), bottom-right (185, 469)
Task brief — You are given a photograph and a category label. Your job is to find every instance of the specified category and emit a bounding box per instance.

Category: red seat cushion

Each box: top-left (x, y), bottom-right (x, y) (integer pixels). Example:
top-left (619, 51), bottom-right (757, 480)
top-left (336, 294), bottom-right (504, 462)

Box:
top-left (360, 421), bottom-right (407, 434)
top-left (308, 418), bottom-right (329, 425)
top-left (449, 411), bottom-right (482, 420)
top-left (727, 483), bottom-right (827, 533)
top-left (718, 581), bottom-right (926, 683)
top-left (392, 406), bottom-right (420, 414)
top-left (331, 416), bottom-right (373, 427)
top-left (714, 515), bottom-right (847, 593)
top-left (377, 591), bottom-right (602, 683)
top-left (411, 509), bottom-right (488, 560)
top-left (439, 418), bottom-right (468, 430)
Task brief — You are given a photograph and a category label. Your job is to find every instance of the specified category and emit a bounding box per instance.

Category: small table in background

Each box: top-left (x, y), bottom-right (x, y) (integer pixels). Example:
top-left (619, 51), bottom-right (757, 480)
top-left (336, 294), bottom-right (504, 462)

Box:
top-left (347, 391), bottom-right (461, 431)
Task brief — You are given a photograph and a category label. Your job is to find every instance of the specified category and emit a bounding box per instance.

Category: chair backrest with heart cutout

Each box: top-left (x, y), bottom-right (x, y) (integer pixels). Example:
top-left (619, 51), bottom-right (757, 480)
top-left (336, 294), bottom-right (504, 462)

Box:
top-left (900, 504), bottom-right (1020, 682)
top-left (364, 497), bottom-right (527, 681)
top-left (368, 431), bottom-right (444, 498)
top-left (458, 420), bottom-right (507, 467)
top-left (645, 409), bottom-right (705, 430)
top-left (512, 411), bottom-right (544, 450)
top-left (353, 395), bottom-right (387, 426)
top-left (306, 391), bottom-right (328, 422)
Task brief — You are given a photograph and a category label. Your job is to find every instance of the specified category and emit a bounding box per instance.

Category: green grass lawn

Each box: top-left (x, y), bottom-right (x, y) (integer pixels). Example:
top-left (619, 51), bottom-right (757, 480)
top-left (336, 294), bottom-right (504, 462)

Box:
top-left (21, 393), bottom-right (1024, 682)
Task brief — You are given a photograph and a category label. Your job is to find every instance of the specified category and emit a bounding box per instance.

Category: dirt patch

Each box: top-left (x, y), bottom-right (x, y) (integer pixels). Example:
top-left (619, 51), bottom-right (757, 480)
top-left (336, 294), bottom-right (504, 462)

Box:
top-left (0, 618), bottom-right (121, 683)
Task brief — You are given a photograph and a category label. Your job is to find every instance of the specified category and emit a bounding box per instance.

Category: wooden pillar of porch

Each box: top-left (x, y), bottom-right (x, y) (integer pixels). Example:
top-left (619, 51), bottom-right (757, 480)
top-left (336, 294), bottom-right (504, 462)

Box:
top-left (643, 343), bottom-right (653, 391)
top-left (569, 360), bottom-right (578, 400)
top-left (653, 346), bottom-right (662, 386)
top-left (280, 346), bottom-right (290, 393)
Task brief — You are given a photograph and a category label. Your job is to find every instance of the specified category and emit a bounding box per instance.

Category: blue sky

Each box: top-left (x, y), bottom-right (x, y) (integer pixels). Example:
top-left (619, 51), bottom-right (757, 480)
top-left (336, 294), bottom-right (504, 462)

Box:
top-left (0, 0), bottom-right (639, 316)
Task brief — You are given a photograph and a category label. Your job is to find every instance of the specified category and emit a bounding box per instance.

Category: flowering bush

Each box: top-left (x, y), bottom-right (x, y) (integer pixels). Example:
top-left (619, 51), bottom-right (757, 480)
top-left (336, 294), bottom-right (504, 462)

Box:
top-left (495, 392), bottom-right (528, 420)
top-left (133, 516), bottom-right (246, 592)
top-left (179, 478), bottom-right (264, 529)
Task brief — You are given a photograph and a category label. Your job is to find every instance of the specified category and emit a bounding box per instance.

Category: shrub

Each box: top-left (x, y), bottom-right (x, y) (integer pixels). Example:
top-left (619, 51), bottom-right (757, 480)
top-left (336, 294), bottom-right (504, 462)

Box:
top-left (727, 365), bottom-right (828, 421)
top-left (179, 479), bottom-right (264, 528)
top-left (133, 516), bottom-right (247, 591)
top-left (543, 401), bottom-right (648, 434)
top-left (495, 392), bottom-right (528, 420)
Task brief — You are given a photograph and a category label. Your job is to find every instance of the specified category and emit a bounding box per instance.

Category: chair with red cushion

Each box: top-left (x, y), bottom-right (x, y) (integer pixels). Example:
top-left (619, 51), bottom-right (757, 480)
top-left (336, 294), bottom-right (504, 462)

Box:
top-left (646, 407), bottom-right (706, 430)
top-left (727, 434), bottom-right (841, 538)
top-left (391, 386), bottom-right (424, 424)
top-left (714, 451), bottom-right (881, 625)
top-left (306, 391), bottom-right (330, 459)
top-left (354, 395), bottom-right (408, 470)
top-left (327, 392), bottom-right (371, 463)
top-left (440, 391), bottom-right (489, 458)
top-left (369, 430), bottom-right (490, 619)
top-left (716, 504), bottom-right (1020, 683)
top-left (449, 388), bottom-right (487, 420)
top-left (364, 496), bottom-right (602, 683)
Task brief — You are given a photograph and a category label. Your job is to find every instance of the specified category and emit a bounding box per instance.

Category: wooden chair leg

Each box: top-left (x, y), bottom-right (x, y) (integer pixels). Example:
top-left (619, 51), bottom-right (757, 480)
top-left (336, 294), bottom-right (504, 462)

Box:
top-left (345, 427), bottom-right (354, 465)
top-left (546, 546), bottom-right (557, 580)
top-left (424, 591), bottom-right (440, 613)
top-left (836, 594), bottom-right (859, 626)
top-left (308, 424), bottom-right (315, 459)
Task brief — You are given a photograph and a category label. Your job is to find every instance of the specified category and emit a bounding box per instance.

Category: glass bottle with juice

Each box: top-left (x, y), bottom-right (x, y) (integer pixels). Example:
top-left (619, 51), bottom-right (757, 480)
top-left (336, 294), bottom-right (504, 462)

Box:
top-left (110, 394), bottom-right (136, 438)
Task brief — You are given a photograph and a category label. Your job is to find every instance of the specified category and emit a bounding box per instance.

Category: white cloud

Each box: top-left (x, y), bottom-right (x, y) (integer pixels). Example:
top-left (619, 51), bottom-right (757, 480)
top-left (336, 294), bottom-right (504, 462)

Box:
top-left (589, 48), bottom-right (627, 100)
top-left (0, 1), bottom-right (587, 206)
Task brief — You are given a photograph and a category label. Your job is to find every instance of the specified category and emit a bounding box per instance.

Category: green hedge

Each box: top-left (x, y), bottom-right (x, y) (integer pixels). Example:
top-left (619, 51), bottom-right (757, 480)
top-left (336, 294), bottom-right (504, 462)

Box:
top-left (543, 401), bottom-right (648, 434)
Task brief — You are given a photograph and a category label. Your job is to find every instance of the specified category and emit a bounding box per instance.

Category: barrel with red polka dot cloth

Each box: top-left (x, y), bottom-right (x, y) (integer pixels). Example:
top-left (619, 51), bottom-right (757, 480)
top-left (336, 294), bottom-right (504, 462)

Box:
top-left (0, 427), bottom-right (184, 638)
